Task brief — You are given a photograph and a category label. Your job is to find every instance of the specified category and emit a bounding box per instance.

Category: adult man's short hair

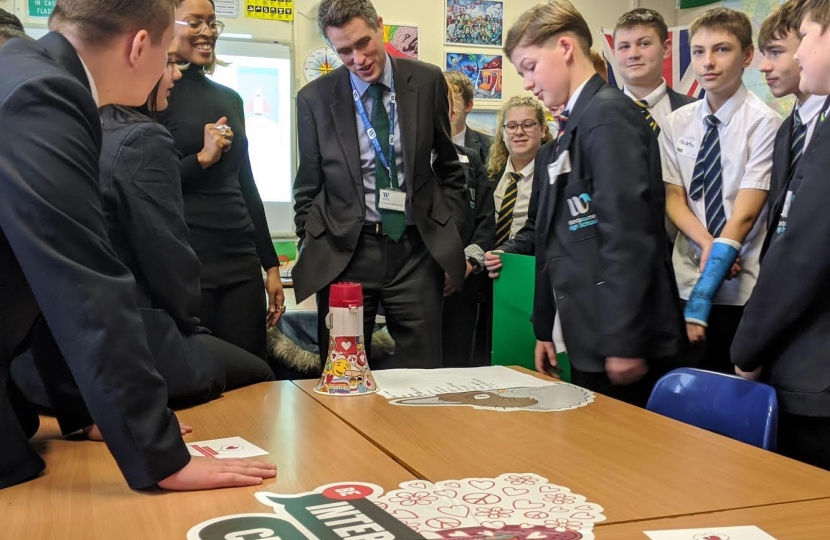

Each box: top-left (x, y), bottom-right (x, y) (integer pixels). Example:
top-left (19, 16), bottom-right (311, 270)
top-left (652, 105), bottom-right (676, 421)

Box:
top-left (49, 0), bottom-right (177, 46)
top-left (317, 0), bottom-right (379, 39)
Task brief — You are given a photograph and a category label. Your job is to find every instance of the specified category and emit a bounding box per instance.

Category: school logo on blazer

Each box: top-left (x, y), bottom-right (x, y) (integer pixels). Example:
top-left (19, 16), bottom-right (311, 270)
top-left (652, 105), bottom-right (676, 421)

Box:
top-left (567, 193), bottom-right (592, 217)
top-left (567, 193), bottom-right (598, 232)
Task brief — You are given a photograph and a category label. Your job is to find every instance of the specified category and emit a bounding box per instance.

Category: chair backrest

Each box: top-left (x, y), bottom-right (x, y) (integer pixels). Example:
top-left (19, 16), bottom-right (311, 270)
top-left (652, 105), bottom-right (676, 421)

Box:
top-left (646, 368), bottom-right (778, 450)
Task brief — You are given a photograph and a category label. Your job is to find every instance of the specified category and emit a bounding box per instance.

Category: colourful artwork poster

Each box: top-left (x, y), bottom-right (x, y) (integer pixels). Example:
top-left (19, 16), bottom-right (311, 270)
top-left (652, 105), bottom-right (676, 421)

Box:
top-left (245, 0), bottom-right (294, 21)
top-left (445, 0), bottom-right (504, 47)
top-left (446, 52), bottom-right (503, 101)
top-left (188, 475), bottom-right (606, 539)
top-left (384, 24), bottom-right (418, 60)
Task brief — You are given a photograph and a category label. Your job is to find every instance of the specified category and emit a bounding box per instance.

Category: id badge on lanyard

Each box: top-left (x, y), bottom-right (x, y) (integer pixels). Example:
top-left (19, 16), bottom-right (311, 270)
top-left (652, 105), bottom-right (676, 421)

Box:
top-left (351, 78), bottom-right (404, 212)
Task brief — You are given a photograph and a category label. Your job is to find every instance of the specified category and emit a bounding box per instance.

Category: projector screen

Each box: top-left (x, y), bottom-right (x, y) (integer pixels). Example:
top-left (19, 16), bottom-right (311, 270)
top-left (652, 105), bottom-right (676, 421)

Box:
top-left (209, 39), bottom-right (295, 237)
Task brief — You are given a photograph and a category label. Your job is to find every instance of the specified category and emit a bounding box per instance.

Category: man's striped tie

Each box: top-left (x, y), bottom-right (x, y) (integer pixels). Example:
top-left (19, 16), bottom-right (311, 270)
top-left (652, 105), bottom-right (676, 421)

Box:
top-left (689, 115), bottom-right (727, 238)
top-left (495, 172), bottom-right (522, 247)
top-left (636, 99), bottom-right (659, 134)
top-left (790, 109), bottom-right (807, 174)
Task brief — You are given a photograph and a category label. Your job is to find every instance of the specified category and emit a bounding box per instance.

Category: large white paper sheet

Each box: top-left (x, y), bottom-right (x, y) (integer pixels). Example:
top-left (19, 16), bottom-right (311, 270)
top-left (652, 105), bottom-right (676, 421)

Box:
top-left (373, 366), bottom-right (554, 399)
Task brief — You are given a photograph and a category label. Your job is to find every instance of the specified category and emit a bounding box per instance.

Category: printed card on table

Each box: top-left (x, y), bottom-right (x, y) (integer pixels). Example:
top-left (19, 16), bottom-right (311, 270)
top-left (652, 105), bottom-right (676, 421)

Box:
top-left (186, 436), bottom-right (268, 459)
top-left (644, 525), bottom-right (778, 540)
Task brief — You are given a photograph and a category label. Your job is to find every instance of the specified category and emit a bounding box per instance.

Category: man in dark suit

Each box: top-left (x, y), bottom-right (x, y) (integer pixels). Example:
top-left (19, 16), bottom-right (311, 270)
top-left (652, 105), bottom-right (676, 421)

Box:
top-left (443, 71), bottom-right (493, 165)
top-left (293, 0), bottom-right (467, 370)
top-left (732, 0), bottom-right (830, 471)
top-left (505, 0), bottom-right (682, 406)
top-left (0, 0), bottom-right (275, 490)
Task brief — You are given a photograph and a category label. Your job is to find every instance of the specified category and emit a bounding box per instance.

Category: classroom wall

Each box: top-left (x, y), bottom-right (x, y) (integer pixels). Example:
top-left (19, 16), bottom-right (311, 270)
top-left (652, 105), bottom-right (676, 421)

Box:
top-left (6, 0), bottom-right (678, 106)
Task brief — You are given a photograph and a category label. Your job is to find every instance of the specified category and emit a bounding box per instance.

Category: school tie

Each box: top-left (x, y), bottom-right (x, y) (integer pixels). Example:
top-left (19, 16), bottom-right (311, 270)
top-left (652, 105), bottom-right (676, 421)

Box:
top-left (495, 172), bottom-right (522, 247)
top-left (790, 109), bottom-right (807, 175)
top-left (557, 110), bottom-right (569, 140)
top-left (555, 110), bottom-right (569, 154)
top-left (636, 99), bottom-right (660, 134)
top-left (367, 82), bottom-right (406, 241)
top-left (689, 115), bottom-right (727, 238)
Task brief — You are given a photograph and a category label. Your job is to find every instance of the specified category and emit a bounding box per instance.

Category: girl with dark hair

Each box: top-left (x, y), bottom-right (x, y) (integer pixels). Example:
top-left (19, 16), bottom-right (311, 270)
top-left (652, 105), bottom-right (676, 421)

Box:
top-left (158, 0), bottom-right (284, 362)
top-left (98, 52), bottom-right (276, 399)
top-left (15, 53), bottom-right (276, 415)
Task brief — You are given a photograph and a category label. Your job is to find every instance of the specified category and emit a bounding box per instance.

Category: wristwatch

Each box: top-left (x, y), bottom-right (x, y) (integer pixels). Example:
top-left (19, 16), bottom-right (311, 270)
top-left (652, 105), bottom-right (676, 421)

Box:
top-left (467, 257), bottom-right (483, 274)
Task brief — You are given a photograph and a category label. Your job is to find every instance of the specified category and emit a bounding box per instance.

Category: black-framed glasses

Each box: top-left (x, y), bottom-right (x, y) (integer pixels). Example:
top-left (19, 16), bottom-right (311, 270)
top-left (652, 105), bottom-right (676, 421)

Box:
top-left (175, 19), bottom-right (226, 35)
top-left (503, 120), bottom-right (540, 134)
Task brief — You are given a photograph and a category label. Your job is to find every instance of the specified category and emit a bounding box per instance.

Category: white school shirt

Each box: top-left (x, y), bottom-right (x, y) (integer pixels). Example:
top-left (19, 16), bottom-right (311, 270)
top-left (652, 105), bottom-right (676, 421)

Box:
top-left (659, 84), bottom-right (782, 305)
top-left (795, 93), bottom-right (826, 148)
top-left (494, 158), bottom-right (535, 240)
top-left (624, 78), bottom-right (672, 127)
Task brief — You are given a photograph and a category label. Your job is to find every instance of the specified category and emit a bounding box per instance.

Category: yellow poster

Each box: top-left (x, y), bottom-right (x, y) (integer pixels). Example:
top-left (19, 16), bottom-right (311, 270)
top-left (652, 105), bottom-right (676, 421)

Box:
top-left (245, 0), bottom-right (294, 21)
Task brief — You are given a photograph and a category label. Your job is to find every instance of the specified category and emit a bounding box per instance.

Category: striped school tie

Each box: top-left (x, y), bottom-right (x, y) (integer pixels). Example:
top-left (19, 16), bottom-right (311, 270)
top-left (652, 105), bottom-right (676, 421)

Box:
top-left (689, 115), bottom-right (727, 238)
top-left (554, 110), bottom-right (569, 154)
top-left (495, 172), bottom-right (522, 247)
top-left (636, 99), bottom-right (659, 134)
top-left (790, 109), bottom-right (807, 175)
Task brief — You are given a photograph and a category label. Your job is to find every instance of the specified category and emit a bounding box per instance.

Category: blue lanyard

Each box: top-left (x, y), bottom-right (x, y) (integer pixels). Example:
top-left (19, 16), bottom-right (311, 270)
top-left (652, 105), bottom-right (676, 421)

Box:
top-left (351, 77), bottom-right (398, 190)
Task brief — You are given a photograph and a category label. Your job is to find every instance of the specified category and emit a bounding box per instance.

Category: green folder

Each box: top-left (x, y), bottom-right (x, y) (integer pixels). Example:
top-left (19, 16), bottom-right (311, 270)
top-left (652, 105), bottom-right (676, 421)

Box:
top-left (491, 253), bottom-right (571, 382)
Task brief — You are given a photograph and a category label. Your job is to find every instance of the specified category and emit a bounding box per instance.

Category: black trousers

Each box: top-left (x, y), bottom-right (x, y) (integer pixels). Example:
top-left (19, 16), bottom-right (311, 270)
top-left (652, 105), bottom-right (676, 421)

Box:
top-left (570, 362), bottom-right (665, 408)
top-left (200, 275), bottom-right (268, 361)
top-left (2, 314), bottom-right (48, 489)
top-left (442, 272), bottom-right (489, 367)
top-left (11, 318), bottom-right (274, 434)
top-left (677, 303), bottom-right (744, 374)
top-left (316, 226), bottom-right (444, 370)
top-left (778, 412), bottom-right (830, 471)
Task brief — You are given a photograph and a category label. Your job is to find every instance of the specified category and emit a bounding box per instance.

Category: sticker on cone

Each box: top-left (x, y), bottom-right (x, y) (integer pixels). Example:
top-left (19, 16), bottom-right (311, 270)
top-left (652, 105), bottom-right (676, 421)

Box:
top-left (314, 282), bottom-right (378, 396)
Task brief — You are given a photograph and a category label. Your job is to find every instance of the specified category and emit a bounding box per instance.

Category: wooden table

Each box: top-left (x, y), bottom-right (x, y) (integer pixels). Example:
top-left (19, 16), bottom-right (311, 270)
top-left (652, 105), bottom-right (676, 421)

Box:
top-left (294, 368), bottom-right (830, 524)
top-left (595, 498), bottom-right (830, 539)
top-left (2, 382), bottom-right (416, 539)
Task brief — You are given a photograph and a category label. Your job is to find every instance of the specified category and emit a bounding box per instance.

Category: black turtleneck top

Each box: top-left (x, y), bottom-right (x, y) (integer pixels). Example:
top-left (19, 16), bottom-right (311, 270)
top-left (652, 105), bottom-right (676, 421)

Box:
top-left (157, 66), bottom-right (277, 287)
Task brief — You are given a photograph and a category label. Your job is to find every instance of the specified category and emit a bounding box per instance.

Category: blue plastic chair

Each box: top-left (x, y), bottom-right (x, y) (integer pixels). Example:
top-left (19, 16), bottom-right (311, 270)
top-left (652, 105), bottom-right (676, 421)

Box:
top-left (647, 368), bottom-right (778, 450)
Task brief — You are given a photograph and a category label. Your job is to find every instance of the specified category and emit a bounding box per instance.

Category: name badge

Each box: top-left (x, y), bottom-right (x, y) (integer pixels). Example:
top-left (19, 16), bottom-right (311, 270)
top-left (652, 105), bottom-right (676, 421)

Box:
top-left (548, 150), bottom-right (572, 184)
top-left (675, 137), bottom-right (699, 157)
top-left (378, 189), bottom-right (406, 212)
top-left (457, 153), bottom-right (470, 164)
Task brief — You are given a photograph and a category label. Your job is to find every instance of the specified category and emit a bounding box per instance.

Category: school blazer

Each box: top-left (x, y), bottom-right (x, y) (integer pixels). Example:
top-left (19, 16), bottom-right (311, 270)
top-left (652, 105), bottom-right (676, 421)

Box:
top-left (499, 88), bottom-right (695, 257)
top-left (762, 97), bottom-right (830, 259)
top-left (455, 145), bottom-right (495, 252)
top-left (667, 87), bottom-right (697, 111)
top-left (0, 33), bottom-right (190, 489)
top-left (464, 127), bottom-right (493, 166)
top-left (731, 117), bottom-right (830, 416)
top-left (532, 75), bottom-right (682, 372)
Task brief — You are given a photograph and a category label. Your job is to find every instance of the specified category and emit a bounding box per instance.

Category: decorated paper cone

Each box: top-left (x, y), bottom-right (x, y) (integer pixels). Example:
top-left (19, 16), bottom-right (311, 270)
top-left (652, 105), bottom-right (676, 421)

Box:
top-left (314, 282), bottom-right (378, 396)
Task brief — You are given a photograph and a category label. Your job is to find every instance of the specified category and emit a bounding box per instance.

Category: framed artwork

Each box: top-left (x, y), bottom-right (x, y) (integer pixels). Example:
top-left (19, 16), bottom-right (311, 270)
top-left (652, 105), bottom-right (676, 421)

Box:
top-left (445, 0), bottom-right (504, 47)
top-left (384, 24), bottom-right (418, 59)
top-left (446, 52), bottom-right (503, 101)
top-left (466, 110), bottom-right (499, 136)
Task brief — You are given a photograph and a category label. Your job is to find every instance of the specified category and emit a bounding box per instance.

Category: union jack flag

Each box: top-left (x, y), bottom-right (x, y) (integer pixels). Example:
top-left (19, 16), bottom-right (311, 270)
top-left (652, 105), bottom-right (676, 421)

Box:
top-left (600, 25), bottom-right (704, 99)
